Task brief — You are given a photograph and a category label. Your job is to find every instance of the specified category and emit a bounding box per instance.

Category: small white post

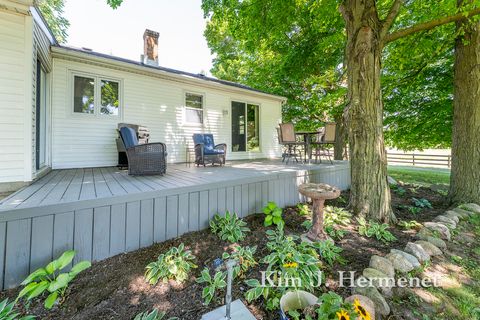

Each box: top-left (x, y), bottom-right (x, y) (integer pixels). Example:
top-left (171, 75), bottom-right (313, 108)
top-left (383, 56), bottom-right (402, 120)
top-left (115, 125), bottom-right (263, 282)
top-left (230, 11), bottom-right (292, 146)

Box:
top-left (225, 259), bottom-right (236, 320)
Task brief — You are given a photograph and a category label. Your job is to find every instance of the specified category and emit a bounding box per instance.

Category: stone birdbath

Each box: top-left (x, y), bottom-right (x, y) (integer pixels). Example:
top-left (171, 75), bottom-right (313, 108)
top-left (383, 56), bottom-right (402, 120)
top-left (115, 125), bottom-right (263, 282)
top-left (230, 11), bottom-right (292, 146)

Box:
top-left (299, 183), bottom-right (341, 242)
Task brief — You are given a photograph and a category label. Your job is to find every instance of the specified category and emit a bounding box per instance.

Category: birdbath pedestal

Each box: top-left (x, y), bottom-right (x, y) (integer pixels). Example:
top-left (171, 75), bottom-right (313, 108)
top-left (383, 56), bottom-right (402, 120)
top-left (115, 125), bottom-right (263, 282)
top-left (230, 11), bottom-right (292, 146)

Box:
top-left (298, 183), bottom-right (341, 242)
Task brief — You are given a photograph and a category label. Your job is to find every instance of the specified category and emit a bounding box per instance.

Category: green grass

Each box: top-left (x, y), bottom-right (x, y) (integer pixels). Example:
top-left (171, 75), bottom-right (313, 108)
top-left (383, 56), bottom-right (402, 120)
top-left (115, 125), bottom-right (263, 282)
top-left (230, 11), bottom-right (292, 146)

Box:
top-left (388, 166), bottom-right (450, 186)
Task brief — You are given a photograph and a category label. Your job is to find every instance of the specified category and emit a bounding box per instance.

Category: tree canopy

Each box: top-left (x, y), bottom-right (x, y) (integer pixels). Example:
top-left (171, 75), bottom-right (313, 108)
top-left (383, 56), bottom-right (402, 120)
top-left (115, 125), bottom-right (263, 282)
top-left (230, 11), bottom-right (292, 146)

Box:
top-left (38, 0), bottom-right (69, 43)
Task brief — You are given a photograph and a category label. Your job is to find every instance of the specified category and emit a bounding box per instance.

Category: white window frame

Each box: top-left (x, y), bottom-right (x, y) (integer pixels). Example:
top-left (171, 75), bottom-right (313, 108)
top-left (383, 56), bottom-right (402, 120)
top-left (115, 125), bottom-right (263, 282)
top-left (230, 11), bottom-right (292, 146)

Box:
top-left (230, 99), bottom-right (261, 153)
top-left (183, 91), bottom-right (205, 126)
top-left (70, 70), bottom-right (123, 118)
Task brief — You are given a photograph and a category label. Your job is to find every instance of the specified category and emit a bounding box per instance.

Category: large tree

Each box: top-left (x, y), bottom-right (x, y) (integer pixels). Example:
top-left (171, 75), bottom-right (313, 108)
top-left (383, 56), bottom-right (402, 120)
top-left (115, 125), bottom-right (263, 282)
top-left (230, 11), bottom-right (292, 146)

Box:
top-left (450, 0), bottom-right (480, 203)
top-left (38, 0), bottom-right (69, 43)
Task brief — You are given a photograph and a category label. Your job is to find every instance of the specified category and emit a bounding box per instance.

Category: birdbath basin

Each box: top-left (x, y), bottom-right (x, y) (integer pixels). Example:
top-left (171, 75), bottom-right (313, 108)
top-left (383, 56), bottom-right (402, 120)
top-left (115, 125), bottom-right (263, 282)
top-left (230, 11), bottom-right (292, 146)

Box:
top-left (298, 183), bottom-right (341, 242)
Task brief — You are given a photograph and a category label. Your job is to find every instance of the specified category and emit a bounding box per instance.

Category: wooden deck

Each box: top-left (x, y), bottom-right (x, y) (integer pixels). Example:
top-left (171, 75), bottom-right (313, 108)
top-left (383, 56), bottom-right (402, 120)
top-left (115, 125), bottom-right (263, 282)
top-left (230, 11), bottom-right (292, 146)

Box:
top-left (0, 159), bottom-right (350, 289)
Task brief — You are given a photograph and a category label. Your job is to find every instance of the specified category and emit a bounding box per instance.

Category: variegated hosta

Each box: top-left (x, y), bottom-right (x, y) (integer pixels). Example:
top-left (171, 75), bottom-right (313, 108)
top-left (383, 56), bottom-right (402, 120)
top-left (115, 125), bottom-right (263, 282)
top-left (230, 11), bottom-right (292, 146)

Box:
top-left (145, 243), bottom-right (197, 285)
top-left (210, 211), bottom-right (250, 243)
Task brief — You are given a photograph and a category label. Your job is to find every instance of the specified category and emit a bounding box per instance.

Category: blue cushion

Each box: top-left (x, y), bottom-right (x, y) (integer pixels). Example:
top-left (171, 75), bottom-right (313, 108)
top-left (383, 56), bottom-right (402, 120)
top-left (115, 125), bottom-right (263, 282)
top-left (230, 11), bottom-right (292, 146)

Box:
top-left (193, 133), bottom-right (224, 155)
top-left (193, 133), bottom-right (204, 146)
top-left (204, 148), bottom-right (225, 155)
top-left (120, 127), bottom-right (138, 149)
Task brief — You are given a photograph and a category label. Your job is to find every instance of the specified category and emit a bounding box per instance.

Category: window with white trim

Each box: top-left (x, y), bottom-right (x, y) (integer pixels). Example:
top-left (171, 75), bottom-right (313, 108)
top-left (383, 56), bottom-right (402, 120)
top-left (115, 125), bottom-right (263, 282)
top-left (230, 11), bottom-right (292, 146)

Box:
top-left (185, 92), bottom-right (203, 124)
top-left (72, 73), bottom-right (120, 116)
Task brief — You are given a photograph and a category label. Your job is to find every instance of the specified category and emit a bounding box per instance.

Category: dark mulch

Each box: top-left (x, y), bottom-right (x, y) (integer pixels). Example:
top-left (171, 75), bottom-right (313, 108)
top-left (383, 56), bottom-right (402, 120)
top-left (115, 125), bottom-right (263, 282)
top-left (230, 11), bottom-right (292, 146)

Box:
top-left (0, 184), bottom-right (451, 320)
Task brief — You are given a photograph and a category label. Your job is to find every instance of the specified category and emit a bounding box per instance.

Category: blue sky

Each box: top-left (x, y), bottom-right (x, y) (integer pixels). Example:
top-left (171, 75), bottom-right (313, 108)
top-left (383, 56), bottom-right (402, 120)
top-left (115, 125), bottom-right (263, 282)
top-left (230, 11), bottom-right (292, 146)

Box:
top-left (64, 0), bottom-right (214, 75)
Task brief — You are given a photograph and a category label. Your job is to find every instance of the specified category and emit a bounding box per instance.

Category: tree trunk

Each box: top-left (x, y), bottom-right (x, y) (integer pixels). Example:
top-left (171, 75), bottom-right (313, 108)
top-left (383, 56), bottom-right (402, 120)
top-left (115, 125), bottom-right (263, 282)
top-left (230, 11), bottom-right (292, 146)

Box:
top-left (334, 113), bottom-right (346, 160)
top-left (450, 0), bottom-right (480, 204)
top-left (341, 0), bottom-right (394, 222)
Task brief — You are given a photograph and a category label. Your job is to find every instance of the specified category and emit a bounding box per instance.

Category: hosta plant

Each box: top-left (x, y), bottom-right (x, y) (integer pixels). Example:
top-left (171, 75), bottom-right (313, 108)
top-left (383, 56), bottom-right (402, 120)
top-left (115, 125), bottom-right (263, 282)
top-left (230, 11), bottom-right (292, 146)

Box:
top-left (398, 220), bottom-right (422, 230)
top-left (196, 268), bottom-right (226, 305)
top-left (263, 201), bottom-right (284, 227)
top-left (308, 239), bottom-right (346, 266)
top-left (210, 211), bottom-right (250, 243)
top-left (222, 245), bottom-right (257, 278)
top-left (18, 250), bottom-right (91, 310)
top-left (357, 217), bottom-right (397, 244)
top-left (0, 298), bottom-right (34, 320)
top-left (133, 309), bottom-right (178, 320)
top-left (145, 243), bottom-right (196, 285)
top-left (412, 197), bottom-right (433, 209)
top-left (324, 206), bottom-right (352, 227)
top-left (296, 203), bottom-right (311, 216)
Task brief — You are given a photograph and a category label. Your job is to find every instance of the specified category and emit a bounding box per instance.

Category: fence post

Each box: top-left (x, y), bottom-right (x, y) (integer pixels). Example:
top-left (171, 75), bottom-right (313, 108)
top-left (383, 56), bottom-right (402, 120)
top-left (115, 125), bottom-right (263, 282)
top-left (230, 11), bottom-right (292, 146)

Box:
top-left (412, 153), bottom-right (415, 166)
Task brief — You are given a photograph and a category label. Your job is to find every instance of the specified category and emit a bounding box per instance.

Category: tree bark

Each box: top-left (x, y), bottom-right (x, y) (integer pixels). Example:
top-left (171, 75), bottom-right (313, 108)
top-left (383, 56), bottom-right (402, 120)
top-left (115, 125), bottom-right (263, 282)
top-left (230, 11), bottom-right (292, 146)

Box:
top-left (334, 113), bottom-right (346, 160)
top-left (341, 0), bottom-right (395, 222)
top-left (450, 0), bottom-right (480, 204)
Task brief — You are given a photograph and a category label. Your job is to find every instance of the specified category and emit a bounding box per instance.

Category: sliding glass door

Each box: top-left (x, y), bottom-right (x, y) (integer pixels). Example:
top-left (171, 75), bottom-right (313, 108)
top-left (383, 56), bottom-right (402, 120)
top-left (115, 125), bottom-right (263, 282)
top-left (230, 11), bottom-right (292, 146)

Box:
top-left (231, 101), bottom-right (259, 152)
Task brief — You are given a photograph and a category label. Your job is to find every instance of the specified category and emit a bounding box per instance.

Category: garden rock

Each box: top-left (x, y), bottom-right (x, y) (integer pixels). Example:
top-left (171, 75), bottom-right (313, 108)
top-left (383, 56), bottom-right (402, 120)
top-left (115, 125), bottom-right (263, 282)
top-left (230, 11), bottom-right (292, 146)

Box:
top-left (423, 222), bottom-right (451, 241)
top-left (369, 255), bottom-right (395, 278)
top-left (443, 211), bottom-right (459, 223)
top-left (433, 215), bottom-right (456, 229)
top-left (452, 207), bottom-right (473, 218)
top-left (386, 252), bottom-right (414, 273)
top-left (352, 277), bottom-right (390, 316)
top-left (415, 240), bottom-right (443, 256)
top-left (390, 249), bottom-right (421, 268)
top-left (345, 294), bottom-right (375, 320)
top-left (362, 268), bottom-right (394, 297)
top-left (424, 236), bottom-right (447, 250)
top-left (462, 203), bottom-right (480, 214)
top-left (404, 242), bottom-right (430, 263)
top-left (387, 176), bottom-right (398, 185)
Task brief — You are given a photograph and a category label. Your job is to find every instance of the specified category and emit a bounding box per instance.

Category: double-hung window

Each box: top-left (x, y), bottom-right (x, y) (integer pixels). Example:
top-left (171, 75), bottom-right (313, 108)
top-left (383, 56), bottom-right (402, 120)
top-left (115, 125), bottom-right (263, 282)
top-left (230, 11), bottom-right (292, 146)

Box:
top-left (184, 92), bottom-right (204, 124)
top-left (72, 73), bottom-right (120, 116)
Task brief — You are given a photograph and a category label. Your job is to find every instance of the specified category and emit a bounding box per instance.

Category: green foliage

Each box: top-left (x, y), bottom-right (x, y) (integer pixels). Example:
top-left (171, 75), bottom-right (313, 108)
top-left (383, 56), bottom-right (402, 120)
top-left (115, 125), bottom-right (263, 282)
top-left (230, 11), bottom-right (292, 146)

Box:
top-left (357, 218), bottom-right (397, 244)
top-left (391, 184), bottom-right (407, 196)
top-left (296, 203), bottom-right (311, 216)
top-left (398, 220), bottom-right (422, 230)
top-left (412, 197), bottom-right (433, 209)
top-left (196, 268), bottom-right (227, 305)
top-left (18, 250), bottom-right (91, 310)
top-left (314, 292), bottom-right (357, 320)
top-left (309, 239), bottom-right (346, 266)
top-left (145, 243), bottom-right (197, 285)
top-left (133, 309), bottom-right (178, 320)
top-left (106, 0), bottom-right (123, 9)
top-left (262, 202), bottom-right (284, 228)
top-left (222, 245), bottom-right (257, 278)
top-left (324, 206), bottom-right (351, 227)
top-left (325, 225), bottom-right (347, 240)
top-left (210, 211), bottom-right (250, 243)
top-left (38, 0), bottom-right (70, 43)
top-left (244, 278), bottom-right (281, 311)
top-left (0, 298), bottom-right (34, 320)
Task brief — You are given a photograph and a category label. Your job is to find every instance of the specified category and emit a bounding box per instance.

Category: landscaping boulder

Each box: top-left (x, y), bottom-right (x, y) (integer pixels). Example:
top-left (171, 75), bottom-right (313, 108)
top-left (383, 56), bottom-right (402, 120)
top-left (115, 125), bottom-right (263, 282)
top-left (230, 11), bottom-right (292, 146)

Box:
top-left (404, 242), bottom-right (430, 263)
top-left (386, 252), bottom-right (414, 273)
top-left (352, 277), bottom-right (390, 316)
top-left (362, 268), bottom-right (394, 297)
top-left (452, 207), bottom-right (473, 218)
top-left (423, 222), bottom-right (451, 241)
top-left (443, 211), bottom-right (459, 223)
top-left (461, 203), bottom-right (480, 214)
top-left (345, 295), bottom-right (375, 320)
top-left (433, 215), bottom-right (456, 229)
top-left (369, 255), bottom-right (395, 278)
top-left (390, 249), bottom-right (421, 268)
top-left (415, 240), bottom-right (443, 256)
top-left (387, 176), bottom-right (398, 186)
top-left (425, 236), bottom-right (447, 250)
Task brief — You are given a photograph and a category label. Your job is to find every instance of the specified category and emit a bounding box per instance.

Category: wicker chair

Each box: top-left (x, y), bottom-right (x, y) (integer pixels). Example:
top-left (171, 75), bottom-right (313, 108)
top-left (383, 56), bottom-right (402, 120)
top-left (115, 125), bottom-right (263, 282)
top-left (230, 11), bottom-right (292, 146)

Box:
top-left (119, 127), bottom-right (167, 175)
top-left (311, 123), bottom-right (336, 164)
top-left (193, 133), bottom-right (227, 166)
top-left (278, 123), bottom-right (304, 164)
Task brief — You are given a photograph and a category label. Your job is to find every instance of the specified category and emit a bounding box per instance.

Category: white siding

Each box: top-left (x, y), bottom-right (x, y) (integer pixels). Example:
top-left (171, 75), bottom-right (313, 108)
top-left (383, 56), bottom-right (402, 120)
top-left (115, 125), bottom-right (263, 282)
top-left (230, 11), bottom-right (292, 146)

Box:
top-left (0, 10), bottom-right (31, 183)
top-left (51, 58), bottom-right (282, 168)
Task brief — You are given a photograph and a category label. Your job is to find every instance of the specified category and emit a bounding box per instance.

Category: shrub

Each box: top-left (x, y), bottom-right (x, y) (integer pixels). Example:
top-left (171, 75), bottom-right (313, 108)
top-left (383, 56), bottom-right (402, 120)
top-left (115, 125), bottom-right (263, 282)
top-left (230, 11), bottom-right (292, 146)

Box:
top-left (18, 250), bottom-right (91, 310)
top-left (0, 299), bottom-right (34, 320)
top-left (412, 197), bottom-right (433, 209)
top-left (357, 217), bottom-right (397, 244)
top-left (263, 201), bottom-right (284, 227)
top-left (145, 243), bottom-right (196, 285)
top-left (210, 211), bottom-right (250, 243)
top-left (222, 245), bottom-right (257, 278)
top-left (196, 268), bottom-right (226, 305)
top-left (133, 309), bottom-right (178, 320)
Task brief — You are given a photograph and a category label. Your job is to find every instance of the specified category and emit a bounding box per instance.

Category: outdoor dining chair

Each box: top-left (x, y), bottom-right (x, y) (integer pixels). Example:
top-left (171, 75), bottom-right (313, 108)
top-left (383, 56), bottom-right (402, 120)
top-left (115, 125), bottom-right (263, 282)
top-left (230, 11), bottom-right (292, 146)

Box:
top-left (192, 133), bottom-right (227, 166)
top-left (311, 122), bottom-right (336, 164)
top-left (278, 123), bottom-right (304, 164)
top-left (119, 126), bottom-right (167, 175)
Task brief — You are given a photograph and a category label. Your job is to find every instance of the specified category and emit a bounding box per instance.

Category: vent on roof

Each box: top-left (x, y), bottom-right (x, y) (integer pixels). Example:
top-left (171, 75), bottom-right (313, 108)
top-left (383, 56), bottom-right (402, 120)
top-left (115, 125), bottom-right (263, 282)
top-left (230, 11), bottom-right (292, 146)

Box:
top-left (81, 47), bottom-right (93, 52)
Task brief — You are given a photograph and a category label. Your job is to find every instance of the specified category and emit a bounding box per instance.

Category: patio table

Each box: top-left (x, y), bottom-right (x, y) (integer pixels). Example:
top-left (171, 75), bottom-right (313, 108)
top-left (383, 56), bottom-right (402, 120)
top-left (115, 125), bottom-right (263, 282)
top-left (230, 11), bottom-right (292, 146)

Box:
top-left (295, 130), bottom-right (324, 163)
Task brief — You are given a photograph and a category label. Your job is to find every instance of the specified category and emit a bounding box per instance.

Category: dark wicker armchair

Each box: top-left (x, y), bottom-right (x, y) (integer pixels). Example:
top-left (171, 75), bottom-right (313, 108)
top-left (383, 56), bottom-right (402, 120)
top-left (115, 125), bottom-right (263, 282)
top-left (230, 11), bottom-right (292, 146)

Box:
top-left (119, 126), bottom-right (167, 175)
top-left (193, 133), bottom-right (226, 166)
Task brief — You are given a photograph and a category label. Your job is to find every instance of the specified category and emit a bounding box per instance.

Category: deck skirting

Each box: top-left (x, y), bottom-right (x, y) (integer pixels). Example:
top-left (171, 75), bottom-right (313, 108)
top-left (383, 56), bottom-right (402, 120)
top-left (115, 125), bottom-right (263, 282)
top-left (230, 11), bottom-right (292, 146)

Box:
top-left (0, 163), bottom-right (350, 289)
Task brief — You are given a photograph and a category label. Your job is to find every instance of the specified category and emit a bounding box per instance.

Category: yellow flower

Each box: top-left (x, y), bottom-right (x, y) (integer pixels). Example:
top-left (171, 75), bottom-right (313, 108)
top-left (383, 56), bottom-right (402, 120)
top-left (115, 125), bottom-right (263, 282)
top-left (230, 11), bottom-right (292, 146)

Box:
top-left (283, 262), bottom-right (298, 268)
top-left (336, 309), bottom-right (350, 320)
top-left (353, 299), bottom-right (371, 320)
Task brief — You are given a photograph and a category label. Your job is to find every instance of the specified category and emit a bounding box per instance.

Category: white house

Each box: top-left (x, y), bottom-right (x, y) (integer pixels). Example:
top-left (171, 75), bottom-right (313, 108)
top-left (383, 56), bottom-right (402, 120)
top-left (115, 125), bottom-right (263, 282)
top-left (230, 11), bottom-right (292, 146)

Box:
top-left (0, 0), bottom-right (285, 192)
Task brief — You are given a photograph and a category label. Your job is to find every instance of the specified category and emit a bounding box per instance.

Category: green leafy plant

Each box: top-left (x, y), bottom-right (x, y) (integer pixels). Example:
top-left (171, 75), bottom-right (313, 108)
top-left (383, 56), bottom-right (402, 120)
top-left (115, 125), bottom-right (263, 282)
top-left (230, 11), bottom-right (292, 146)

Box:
top-left (222, 245), bottom-right (257, 278)
top-left (301, 220), bottom-right (313, 230)
top-left (196, 268), bottom-right (227, 305)
top-left (0, 298), bottom-right (34, 320)
top-left (324, 206), bottom-right (352, 227)
top-left (18, 250), bottom-right (91, 310)
top-left (357, 217), bottom-right (397, 244)
top-left (391, 184), bottom-right (407, 196)
top-left (133, 309), bottom-right (178, 320)
top-left (412, 197), bottom-right (433, 209)
top-left (325, 225), bottom-right (347, 240)
top-left (309, 239), bottom-right (346, 266)
top-left (296, 203), bottom-right (311, 216)
top-left (408, 206), bottom-right (422, 215)
top-left (145, 243), bottom-right (196, 285)
top-left (398, 220), bottom-right (422, 230)
top-left (314, 292), bottom-right (359, 320)
top-left (244, 278), bottom-right (282, 311)
top-left (210, 211), bottom-right (250, 243)
top-left (263, 201), bottom-right (284, 227)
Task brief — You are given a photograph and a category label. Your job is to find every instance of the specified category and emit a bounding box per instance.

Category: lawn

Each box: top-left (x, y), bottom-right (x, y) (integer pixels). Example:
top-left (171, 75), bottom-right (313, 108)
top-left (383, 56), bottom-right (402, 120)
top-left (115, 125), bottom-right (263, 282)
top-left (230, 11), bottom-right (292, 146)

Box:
top-left (388, 166), bottom-right (451, 186)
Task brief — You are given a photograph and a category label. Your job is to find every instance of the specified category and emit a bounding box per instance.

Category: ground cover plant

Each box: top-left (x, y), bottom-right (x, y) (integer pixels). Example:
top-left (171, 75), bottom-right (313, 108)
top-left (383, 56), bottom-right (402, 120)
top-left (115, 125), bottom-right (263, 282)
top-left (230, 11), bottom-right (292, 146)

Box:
top-left (210, 211), bottom-right (250, 242)
top-left (1, 180), bottom-right (475, 320)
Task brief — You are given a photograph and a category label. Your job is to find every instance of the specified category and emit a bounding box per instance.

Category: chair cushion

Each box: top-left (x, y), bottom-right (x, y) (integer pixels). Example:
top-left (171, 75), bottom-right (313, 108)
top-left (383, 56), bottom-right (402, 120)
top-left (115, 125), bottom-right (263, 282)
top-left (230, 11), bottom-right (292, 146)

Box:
top-left (193, 133), bottom-right (223, 155)
top-left (120, 126), bottom-right (138, 149)
top-left (204, 148), bottom-right (225, 155)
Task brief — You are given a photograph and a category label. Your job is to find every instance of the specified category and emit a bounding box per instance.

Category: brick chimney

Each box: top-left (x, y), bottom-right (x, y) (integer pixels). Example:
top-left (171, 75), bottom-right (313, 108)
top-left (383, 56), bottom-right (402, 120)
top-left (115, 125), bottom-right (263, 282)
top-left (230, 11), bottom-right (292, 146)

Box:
top-left (142, 29), bottom-right (159, 66)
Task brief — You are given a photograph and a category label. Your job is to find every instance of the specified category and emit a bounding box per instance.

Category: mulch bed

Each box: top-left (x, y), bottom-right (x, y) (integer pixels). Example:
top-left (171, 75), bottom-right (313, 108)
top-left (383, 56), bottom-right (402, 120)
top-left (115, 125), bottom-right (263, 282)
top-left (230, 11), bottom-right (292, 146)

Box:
top-left (0, 184), bottom-right (451, 319)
